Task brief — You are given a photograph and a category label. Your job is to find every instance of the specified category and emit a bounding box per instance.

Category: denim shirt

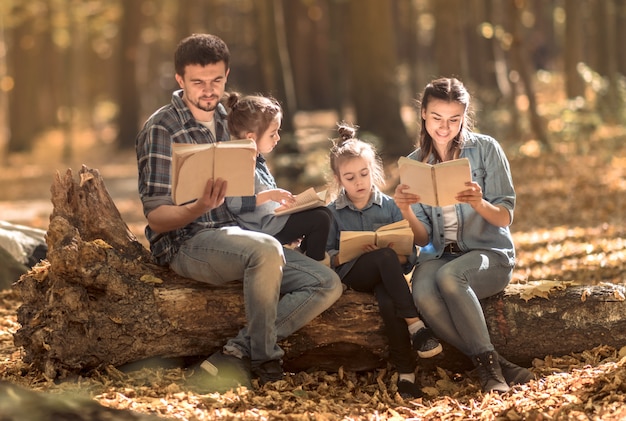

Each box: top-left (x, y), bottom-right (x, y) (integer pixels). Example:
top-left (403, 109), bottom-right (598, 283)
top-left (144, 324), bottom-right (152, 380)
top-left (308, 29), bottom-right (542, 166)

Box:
top-left (326, 188), bottom-right (418, 278)
top-left (408, 132), bottom-right (516, 266)
top-left (225, 154), bottom-right (289, 236)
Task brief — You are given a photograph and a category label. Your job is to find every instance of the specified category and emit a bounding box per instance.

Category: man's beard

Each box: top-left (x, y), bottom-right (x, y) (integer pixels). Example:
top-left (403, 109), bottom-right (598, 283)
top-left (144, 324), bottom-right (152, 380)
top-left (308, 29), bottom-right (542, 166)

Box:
top-left (193, 96), bottom-right (218, 112)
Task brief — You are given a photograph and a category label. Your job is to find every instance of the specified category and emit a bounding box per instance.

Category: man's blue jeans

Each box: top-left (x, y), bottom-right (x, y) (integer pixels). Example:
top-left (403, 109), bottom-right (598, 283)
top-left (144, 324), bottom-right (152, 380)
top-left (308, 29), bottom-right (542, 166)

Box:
top-left (412, 250), bottom-right (512, 357)
top-left (170, 226), bottom-right (342, 366)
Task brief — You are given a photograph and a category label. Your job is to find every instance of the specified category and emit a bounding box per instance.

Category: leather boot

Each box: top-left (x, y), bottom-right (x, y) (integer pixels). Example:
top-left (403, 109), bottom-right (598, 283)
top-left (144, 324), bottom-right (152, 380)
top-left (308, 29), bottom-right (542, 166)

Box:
top-left (472, 350), bottom-right (510, 393)
top-left (498, 353), bottom-right (534, 385)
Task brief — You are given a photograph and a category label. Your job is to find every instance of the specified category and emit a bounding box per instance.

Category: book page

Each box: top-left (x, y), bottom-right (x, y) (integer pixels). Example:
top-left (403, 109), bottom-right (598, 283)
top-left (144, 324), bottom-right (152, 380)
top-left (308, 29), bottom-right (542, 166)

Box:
top-left (375, 220), bottom-right (414, 256)
top-left (376, 230), bottom-right (414, 256)
top-left (274, 188), bottom-right (327, 216)
top-left (375, 219), bottom-right (409, 232)
top-left (173, 147), bottom-right (216, 205)
top-left (172, 140), bottom-right (256, 205)
top-left (397, 157), bottom-right (438, 206)
top-left (213, 145), bottom-right (256, 197)
top-left (433, 158), bottom-right (471, 207)
top-left (337, 231), bottom-right (376, 265)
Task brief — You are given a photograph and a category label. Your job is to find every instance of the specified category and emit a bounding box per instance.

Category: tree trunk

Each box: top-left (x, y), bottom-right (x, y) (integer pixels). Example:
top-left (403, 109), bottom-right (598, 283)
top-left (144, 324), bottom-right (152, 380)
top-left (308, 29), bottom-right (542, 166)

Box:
top-left (564, 0), bottom-right (586, 99)
top-left (13, 167), bottom-right (626, 380)
top-left (346, 0), bottom-right (412, 158)
top-left (594, 0), bottom-right (622, 124)
top-left (284, 0), bottom-right (334, 111)
top-left (617, 0), bottom-right (626, 77)
top-left (7, 9), bottom-right (47, 152)
top-left (116, 0), bottom-right (143, 150)
top-left (464, 0), bottom-right (497, 90)
top-left (507, 0), bottom-right (551, 150)
top-left (432, 0), bottom-right (466, 78)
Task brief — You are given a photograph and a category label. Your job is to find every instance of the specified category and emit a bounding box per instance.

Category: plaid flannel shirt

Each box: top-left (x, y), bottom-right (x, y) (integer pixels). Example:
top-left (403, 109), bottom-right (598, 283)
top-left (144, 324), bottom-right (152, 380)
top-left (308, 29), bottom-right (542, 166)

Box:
top-left (136, 89), bottom-right (236, 265)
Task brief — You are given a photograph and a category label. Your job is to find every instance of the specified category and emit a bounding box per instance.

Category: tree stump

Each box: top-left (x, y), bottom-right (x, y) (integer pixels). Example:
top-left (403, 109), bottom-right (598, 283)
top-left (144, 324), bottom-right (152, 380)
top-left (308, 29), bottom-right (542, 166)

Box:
top-left (13, 166), bottom-right (626, 380)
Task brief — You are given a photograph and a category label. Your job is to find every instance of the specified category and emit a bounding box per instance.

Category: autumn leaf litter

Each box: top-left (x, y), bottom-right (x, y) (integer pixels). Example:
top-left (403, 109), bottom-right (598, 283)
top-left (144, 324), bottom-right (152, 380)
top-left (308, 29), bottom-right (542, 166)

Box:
top-left (3, 287), bottom-right (626, 420)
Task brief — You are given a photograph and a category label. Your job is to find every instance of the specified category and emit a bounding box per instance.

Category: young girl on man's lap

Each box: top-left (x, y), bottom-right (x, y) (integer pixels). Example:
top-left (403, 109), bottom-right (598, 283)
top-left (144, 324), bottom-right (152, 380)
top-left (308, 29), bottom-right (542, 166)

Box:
top-left (225, 93), bottom-right (331, 264)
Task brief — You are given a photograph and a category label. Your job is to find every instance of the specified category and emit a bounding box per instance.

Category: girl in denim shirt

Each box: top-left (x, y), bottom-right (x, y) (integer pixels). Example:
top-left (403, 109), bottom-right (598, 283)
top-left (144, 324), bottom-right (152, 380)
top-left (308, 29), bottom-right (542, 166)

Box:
top-left (326, 124), bottom-right (441, 399)
top-left (394, 77), bottom-right (533, 393)
top-left (225, 93), bottom-right (332, 265)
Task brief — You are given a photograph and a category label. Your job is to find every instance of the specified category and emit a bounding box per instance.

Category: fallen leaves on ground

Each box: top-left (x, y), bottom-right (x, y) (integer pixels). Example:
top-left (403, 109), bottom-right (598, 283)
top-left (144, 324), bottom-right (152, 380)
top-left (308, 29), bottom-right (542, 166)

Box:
top-left (2, 289), bottom-right (626, 420)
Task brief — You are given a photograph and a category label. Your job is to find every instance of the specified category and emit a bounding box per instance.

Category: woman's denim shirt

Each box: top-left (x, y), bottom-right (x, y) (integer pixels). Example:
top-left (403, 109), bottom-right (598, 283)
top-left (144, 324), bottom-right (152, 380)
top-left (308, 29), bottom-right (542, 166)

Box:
top-left (326, 188), bottom-right (418, 278)
top-left (408, 132), bottom-right (516, 266)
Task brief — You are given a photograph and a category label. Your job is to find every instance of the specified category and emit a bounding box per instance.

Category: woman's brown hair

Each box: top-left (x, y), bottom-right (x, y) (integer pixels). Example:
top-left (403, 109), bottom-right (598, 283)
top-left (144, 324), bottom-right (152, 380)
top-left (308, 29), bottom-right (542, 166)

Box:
top-left (415, 77), bottom-right (474, 162)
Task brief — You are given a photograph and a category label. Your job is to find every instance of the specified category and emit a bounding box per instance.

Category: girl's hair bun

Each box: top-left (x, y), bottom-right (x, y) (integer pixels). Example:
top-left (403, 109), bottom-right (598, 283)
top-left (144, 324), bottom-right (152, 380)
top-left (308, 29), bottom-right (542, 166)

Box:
top-left (225, 91), bottom-right (241, 109)
top-left (334, 122), bottom-right (357, 147)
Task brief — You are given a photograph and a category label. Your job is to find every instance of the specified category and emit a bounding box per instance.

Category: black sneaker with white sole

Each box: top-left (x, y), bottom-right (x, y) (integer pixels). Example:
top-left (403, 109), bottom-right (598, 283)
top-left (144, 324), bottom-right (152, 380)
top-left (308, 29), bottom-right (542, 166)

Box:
top-left (411, 327), bottom-right (443, 358)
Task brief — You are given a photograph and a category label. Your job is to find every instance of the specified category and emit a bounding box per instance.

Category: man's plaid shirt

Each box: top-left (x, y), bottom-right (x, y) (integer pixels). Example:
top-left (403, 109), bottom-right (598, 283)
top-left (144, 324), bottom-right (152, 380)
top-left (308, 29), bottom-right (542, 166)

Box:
top-left (136, 90), bottom-right (236, 265)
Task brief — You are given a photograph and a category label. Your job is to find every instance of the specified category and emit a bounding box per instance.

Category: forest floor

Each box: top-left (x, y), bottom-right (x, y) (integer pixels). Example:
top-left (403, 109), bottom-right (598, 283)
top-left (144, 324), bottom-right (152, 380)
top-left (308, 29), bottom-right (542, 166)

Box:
top-left (0, 109), bottom-right (625, 419)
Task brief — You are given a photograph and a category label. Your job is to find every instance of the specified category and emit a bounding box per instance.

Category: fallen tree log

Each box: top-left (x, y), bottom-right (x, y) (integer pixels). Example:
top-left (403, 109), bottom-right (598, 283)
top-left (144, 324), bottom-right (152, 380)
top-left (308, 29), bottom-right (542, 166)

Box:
top-left (13, 166), bottom-right (626, 380)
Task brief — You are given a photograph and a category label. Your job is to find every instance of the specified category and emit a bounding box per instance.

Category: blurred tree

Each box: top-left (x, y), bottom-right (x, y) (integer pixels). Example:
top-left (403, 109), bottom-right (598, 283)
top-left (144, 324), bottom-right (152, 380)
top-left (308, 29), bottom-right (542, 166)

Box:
top-left (285, 0), bottom-right (335, 110)
top-left (256, 0), bottom-right (294, 131)
top-left (116, 0), bottom-right (142, 149)
top-left (394, 0), bottom-right (420, 100)
top-left (507, 0), bottom-right (550, 149)
top-left (346, 0), bottom-right (411, 158)
top-left (528, 0), bottom-right (557, 71)
top-left (271, 0), bottom-right (297, 123)
top-left (6, 3), bottom-right (52, 152)
top-left (2, 0), bottom-right (626, 155)
top-left (432, 0), bottom-right (465, 78)
top-left (327, 0), bottom-right (350, 119)
top-left (60, 0), bottom-right (93, 161)
top-left (564, 0), bottom-right (585, 99)
top-left (464, 0), bottom-right (499, 91)
top-left (591, 0), bottom-right (622, 123)
top-left (486, 0), bottom-right (519, 142)
top-left (617, 0), bottom-right (626, 77)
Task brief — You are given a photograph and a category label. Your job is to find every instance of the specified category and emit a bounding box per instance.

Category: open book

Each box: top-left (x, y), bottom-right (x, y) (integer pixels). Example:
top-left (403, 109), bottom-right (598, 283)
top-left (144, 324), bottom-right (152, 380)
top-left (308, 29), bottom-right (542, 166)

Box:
top-left (274, 187), bottom-right (328, 216)
top-left (337, 220), bottom-right (414, 265)
top-left (398, 156), bottom-right (472, 207)
top-left (171, 139), bottom-right (257, 205)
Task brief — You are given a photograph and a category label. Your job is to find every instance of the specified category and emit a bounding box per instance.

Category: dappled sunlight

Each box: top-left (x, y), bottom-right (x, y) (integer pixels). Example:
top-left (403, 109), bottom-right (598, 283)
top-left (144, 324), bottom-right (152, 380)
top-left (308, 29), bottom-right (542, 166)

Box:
top-left (0, 87), bottom-right (625, 419)
top-left (512, 225), bottom-right (625, 285)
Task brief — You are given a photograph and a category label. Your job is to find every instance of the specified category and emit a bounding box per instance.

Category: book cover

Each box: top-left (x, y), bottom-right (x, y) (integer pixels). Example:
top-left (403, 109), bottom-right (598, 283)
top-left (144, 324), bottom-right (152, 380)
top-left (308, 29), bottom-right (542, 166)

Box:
top-left (337, 219), bottom-right (414, 265)
top-left (274, 188), bottom-right (328, 216)
top-left (171, 139), bottom-right (257, 205)
top-left (398, 156), bottom-right (471, 207)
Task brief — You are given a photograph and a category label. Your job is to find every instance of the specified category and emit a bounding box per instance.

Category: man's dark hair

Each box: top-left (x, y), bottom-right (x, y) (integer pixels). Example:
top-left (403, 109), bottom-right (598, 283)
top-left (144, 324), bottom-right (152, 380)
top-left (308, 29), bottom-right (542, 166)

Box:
top-left (174, 33), bottom-right (230, 76)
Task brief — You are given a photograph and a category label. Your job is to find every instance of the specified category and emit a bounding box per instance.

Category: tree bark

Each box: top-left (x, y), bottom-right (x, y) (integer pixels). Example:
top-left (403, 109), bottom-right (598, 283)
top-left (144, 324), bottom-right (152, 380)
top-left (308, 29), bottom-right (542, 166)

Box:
top-left (116, 0), bottom-right (143, 150)
top-left (433, 0), bottom-right (465, 78)
top-left (346, 0), bottom-right (412, 158)
top-left (507, 0), bottom-right (551, 151)
top-left (13, 167), bottom-right (626, 380)
top-left (564, 0), bottom-right (585, 99)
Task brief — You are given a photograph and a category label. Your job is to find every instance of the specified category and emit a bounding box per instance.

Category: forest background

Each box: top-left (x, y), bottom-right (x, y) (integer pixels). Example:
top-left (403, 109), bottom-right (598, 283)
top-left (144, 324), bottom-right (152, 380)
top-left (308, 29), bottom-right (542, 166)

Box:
top-left (0, 0), bottom-right (625, 419)
top-left (1, 0), bottom-right (624, 269)
top-left (1, 0), bottom-right (625, 158)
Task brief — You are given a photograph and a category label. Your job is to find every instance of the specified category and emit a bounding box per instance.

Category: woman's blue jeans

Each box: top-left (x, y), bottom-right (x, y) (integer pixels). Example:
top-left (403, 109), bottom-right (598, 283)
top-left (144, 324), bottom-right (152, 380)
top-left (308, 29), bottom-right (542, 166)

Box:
top-left (412, 250), bottom-right (512, 357)
top-left (170, 226), bottom-right (342, 366)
